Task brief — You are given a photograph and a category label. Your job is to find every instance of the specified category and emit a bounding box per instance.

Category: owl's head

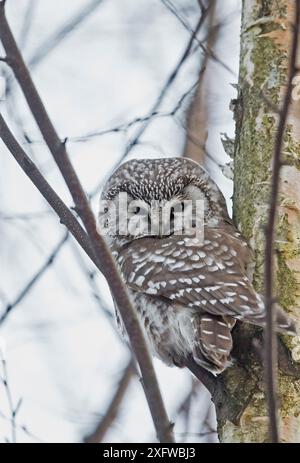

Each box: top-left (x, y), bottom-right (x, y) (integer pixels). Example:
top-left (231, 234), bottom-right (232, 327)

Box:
top-left (99, 157), bottom-right (229, 241)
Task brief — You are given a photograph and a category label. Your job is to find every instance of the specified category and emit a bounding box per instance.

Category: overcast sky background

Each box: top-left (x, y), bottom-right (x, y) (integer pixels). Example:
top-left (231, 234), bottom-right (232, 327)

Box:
top-left (0, 0), bottom-right (240, 443)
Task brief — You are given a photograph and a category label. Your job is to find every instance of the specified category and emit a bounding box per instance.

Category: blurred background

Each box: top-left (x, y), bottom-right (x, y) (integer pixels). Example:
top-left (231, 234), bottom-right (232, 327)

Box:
top-left (0, 0), bottom-right (241, 443)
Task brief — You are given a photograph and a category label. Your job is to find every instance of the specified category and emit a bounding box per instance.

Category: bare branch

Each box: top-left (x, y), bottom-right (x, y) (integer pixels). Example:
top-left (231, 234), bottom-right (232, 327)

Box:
top-left (0, 210), bottom-right (51, 221)
top-left (3, 0), bottom-right (103, 160)
top-left (0, 116), bottom-right (96, 262)
top-left (0, 350), bottom-right (18, 443)
top-left (0, 408), bottom-right (43, 443)
top-left (84, 360), bottom-right (135, 443)
top-left (0, 8), bottom-right (94, 220)
top-left (161, 0), bottom-right (236, 77)
top-left (184, 355), bottom-right (218, 397)
top-left (121, 5), bottom-right (210, 156)
top-left (25, 81), bottom-right (198, 146)
top-left (69, 240), bottom-right (119, 328)
top-left (0, 232), bottom-right (69, 325)
top-left (71, 245), bottom-right (137, 444)
top-left (173, 380), bottom-right (197, 442)
top-left (32, 0), bottom-right (104, 69)
top-left (264, 1), bottom-right (300, 443)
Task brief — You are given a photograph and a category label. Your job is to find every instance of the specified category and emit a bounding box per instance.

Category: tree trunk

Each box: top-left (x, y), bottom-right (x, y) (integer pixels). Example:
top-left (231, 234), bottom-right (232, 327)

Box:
top-left (218, 0), bottom-right (300, 443)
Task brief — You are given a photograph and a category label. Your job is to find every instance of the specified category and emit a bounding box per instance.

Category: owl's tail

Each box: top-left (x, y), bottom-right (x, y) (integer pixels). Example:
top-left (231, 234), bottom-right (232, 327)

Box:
top-left (190, 308), bottom-right (297, 375)
top-left (192, 314), bottom-right (236, 374)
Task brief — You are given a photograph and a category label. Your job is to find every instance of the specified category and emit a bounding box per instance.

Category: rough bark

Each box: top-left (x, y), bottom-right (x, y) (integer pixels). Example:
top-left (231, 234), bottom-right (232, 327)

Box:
top-left (218, 0), bottom-right (300, 443)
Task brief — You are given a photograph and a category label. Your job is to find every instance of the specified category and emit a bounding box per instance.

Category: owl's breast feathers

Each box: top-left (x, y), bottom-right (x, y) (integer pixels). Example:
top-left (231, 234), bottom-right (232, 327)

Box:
top-left (112, 225), bottom-right (295, 373)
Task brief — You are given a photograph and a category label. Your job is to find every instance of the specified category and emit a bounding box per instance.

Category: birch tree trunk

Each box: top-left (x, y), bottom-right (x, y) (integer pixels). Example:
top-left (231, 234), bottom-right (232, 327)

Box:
top-left (217, 0), bottom-right (300, 443)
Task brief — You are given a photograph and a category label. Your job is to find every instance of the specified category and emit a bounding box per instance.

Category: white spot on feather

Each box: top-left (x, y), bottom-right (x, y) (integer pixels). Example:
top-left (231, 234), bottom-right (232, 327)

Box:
top-left (135, 275), bottom-right (145, 286)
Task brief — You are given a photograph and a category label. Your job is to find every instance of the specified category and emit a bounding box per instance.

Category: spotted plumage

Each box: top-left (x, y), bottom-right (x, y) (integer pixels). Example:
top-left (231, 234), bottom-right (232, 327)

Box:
top-left (99, 157), bottom-right (296, 374)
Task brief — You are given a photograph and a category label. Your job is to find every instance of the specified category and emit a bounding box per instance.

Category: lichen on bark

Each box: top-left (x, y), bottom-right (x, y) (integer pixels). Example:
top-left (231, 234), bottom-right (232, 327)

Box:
top-left (218, 0), bottom-right (300, 443)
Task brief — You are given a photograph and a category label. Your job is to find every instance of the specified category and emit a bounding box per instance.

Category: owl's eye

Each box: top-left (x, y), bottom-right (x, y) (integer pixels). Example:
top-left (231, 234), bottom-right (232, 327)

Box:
top-left (104, 206), bottom-right (109, 213)
top-left (133, 206), bottom-right (141, 214)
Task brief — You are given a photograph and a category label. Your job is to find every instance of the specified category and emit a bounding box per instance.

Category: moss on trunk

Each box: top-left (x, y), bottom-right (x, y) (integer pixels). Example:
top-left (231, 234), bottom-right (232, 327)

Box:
top-left (218, 0), bottom-right (300, 443)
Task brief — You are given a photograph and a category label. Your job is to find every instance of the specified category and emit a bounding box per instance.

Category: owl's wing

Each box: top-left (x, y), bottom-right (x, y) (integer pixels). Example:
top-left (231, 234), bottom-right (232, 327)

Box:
top-left (116, 227), bottom-right (294, 332)
top-left (116, 228), bottom-right (262, 321)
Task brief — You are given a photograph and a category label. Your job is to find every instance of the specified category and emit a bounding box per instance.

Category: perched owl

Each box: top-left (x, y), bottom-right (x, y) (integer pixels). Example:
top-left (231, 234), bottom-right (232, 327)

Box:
top-left (99, 158), bottom-right (295, 374)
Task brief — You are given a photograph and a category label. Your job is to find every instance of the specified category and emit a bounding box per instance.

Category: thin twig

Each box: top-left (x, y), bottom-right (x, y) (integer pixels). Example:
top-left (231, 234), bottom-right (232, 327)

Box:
top-left (0, 409), bottom-right (43, 443)
top-left (0, 340), bottom-right (38, 443)
top-left (173, 380), bottom-right (196, 442)
top-left (28, 0), bottom-right (104, 69)
top-left (84, 360), bottom-right (135, 443)
top-left (121, 4), bottom-right (211, 159)
top-left (69, 240), bottom-right (117, 327)
top-left (3, 0), bottom-right (104, 162)
top-left (264, 1), bottom-right (300, 444)
top-left (72, 243), bottom-right (138, 444)
top-left (0, 117), bottom-right (97, 263)
top-left (0, 210), bottom-right (52, 221)
top-left (161, 0), bottom-right (236, 77)
top-left (23, 80), bottom-right (198, 146)
top-left (0, 350), bottom-right (17, 443)
top-left (0, 232), bottom-right (69, 324)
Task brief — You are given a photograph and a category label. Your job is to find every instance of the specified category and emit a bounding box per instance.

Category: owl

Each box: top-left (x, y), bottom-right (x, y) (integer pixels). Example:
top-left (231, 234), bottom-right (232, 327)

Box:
top-left (99, 157), bottom-right (295, 374)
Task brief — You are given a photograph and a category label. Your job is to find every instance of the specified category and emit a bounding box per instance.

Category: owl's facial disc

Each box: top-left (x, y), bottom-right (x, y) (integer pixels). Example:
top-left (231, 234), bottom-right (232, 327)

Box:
top-left (99, 158), bottom-right (229, 240)
top-left (98, 191), bottom-right (204, 241)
